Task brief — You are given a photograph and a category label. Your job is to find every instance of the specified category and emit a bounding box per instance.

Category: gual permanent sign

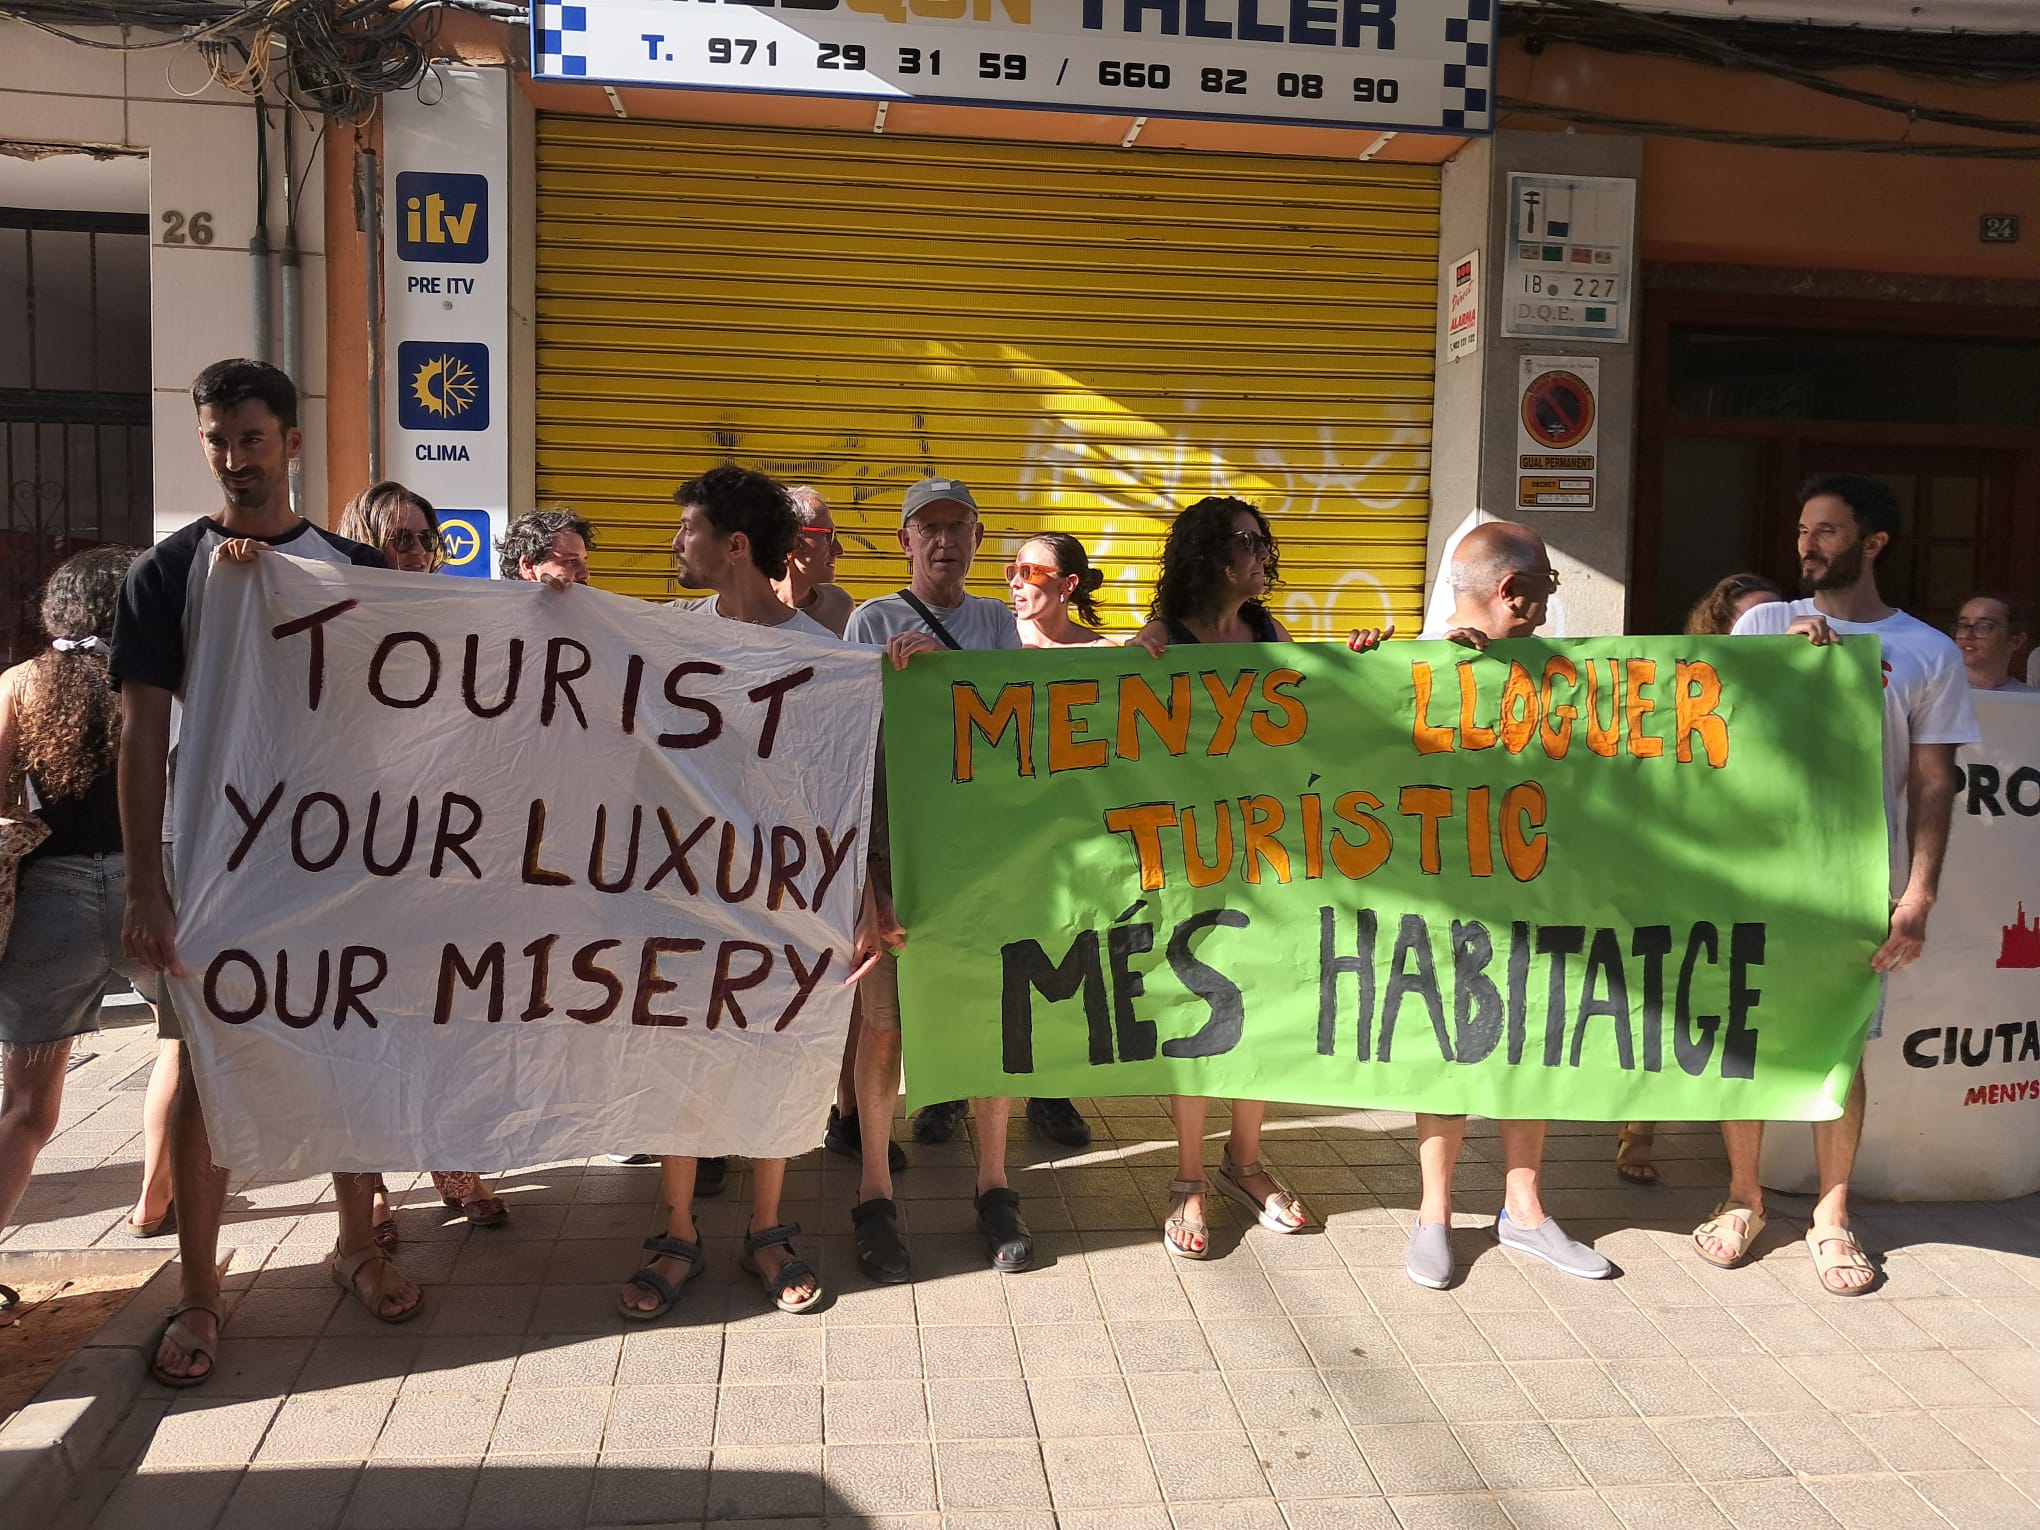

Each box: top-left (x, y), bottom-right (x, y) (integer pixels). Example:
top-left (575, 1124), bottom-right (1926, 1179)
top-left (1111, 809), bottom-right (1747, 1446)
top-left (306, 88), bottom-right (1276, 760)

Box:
top-left (532, 0), bottom-right (1496, 135)
top-left (884, 637), bottom-right (1889, 1123)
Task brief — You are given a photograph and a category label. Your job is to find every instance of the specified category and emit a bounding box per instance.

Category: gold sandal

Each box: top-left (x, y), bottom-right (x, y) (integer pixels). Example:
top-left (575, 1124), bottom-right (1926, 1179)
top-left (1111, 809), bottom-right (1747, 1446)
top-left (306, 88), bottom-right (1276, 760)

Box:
top-left (1213, 1153), bottom-right (1309, 1234)
top-left (1164, 1178), bottom-right (1211, 1260)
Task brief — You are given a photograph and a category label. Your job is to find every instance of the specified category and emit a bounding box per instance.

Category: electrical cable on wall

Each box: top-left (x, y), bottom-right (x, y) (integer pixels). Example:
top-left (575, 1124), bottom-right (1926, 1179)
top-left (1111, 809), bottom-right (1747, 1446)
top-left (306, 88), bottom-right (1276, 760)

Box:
top-left (0, 0), bottom-right (521, 118)
top-left (1495, 1), bottom-right (2040, 158)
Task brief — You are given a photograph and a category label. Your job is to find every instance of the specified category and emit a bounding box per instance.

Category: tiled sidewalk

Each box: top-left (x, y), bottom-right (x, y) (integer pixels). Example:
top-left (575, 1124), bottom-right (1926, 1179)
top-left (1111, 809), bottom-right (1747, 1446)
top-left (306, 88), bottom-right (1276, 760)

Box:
top-left (13, 1011), bottom-right (2040, 1529)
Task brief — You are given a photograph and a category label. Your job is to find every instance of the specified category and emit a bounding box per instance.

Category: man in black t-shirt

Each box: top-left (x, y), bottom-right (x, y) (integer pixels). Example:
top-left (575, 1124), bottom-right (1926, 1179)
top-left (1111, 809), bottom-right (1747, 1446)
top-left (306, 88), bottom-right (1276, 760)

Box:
top-left (112, 360), bottom-right (417, 1388)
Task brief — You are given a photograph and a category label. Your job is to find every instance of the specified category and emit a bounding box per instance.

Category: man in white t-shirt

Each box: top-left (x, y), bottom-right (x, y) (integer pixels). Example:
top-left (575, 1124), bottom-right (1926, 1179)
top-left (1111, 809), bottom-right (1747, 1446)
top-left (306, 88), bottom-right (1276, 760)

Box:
top-left (842, 477), bottom-right (1078, 1281)
top-left (1695, 474), bottom-right (1977, 1296)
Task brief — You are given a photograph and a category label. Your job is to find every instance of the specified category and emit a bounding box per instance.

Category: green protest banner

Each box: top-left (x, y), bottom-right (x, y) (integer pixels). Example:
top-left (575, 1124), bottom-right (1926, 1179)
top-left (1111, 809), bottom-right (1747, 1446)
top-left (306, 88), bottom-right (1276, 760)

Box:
top-left (883, 637), bottom-right (1889, 1123)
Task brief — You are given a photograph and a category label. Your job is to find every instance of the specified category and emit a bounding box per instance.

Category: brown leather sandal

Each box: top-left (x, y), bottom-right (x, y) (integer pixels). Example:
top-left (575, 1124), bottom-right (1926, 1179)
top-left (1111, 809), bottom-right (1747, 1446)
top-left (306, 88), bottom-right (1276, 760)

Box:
top-left (432, 1171), bottom-right (509, 1228)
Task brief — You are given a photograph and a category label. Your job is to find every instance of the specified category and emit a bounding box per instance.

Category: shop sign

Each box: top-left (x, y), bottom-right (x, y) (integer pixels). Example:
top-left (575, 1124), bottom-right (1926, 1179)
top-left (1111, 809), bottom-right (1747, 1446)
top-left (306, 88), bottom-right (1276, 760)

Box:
top-left (385, 68), bottom-right (511, 571)
top-left (532, 0), bottom-right (1496, 136)
top-left (1501, 173), bottom-right (1635, 344)
top-left (1444, 248), bottom-right (1478, 362)
top-left (1516, 354), bottom-right (1598, 511)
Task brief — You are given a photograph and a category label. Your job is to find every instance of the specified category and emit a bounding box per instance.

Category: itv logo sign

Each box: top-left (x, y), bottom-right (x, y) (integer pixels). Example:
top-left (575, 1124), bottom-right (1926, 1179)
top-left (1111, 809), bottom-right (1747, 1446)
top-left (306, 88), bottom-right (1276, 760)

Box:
top-left (396, 171), bottom-right (488, 264)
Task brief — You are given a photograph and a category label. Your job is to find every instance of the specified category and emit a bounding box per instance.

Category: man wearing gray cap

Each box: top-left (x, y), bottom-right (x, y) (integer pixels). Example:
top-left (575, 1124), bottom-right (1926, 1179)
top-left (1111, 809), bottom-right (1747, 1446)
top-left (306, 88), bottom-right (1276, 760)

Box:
top-left (841, 477), bottom-right (1081, 1279)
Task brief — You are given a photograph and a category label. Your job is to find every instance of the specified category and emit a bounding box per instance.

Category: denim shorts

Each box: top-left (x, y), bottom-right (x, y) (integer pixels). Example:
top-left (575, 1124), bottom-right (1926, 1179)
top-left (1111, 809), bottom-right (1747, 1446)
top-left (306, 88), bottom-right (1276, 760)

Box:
top-left (0, 853), bottom-right (156, 1049)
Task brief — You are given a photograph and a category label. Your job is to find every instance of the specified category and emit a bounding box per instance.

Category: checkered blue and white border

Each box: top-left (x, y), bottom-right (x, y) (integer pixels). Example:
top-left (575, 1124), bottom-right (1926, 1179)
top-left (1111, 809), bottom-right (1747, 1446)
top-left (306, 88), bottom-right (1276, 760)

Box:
top-left (1441, 0), bottom-right (1495, 133)
top-left (533, 1), bottom-right (589, 80)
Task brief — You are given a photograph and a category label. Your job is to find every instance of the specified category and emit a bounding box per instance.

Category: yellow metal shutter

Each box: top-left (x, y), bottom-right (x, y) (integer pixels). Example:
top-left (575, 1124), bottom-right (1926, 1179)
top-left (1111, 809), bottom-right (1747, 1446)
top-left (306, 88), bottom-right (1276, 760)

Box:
top-left (535, 119), bottom-right (1438, 635)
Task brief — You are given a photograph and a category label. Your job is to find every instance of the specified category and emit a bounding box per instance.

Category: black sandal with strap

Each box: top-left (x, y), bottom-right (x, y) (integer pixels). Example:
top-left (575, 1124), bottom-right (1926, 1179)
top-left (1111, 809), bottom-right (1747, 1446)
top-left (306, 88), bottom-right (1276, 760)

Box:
top-left (618, 1233), bottom-right (705, 1322)
top-left (851, 1196), bottom-right (912, 1284)
top-left (975, 1186), bottom-right (1034, 1274)
top-left (741, 1222), bottom-right (823, 1314)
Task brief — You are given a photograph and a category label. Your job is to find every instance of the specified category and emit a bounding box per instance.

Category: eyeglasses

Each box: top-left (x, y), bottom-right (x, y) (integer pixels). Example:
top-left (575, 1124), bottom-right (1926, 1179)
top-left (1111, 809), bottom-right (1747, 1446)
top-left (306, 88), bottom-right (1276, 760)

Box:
top-left (388, 528), bottom-right (441, 554)
top-left (1512, 566), bottom-right (1562, 593)
top-left (1232, 529), bottom-right (1273, 557)
top-left (797, 527), bottom-right (844, 558)
top-left (1953, 618), bottom-right (2002, 637)
top-left (907, 518), bottom-right (977, 543)
top-left (1004, 561), bottom-right (1063, 588)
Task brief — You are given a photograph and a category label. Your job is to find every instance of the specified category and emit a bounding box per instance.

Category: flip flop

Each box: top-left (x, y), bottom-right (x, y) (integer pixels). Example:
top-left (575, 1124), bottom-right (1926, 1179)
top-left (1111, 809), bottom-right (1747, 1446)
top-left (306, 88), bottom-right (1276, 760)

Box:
top-left (619, 1233), bottom-right (705, 1321)
top-left (1213, 1153), bottom-right (1310, 1233)
top-left (149, 1295), bottom-right (225, 1389)
top-left (1806, 1224), bottom-right (1876, 1297)
top-left (330, 1246), bottom-right (424, 1324)
top-left (1164, 1178), bottom-right (1210, 1260)
top-left (740, 1223), bottom-right (824, 1314)
top-left (1692, 1201), bottom-right (1766, 1269)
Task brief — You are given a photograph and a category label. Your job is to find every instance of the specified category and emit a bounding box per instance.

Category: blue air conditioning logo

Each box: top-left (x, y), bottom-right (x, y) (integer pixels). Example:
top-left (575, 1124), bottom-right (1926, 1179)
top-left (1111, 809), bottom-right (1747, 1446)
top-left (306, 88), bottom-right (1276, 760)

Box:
top-left (396, 172), bottom-right (488, 264)
top-left (398, 341), bottom-right (490, 433)
top-left (434, 510), bottom-right (494, 578)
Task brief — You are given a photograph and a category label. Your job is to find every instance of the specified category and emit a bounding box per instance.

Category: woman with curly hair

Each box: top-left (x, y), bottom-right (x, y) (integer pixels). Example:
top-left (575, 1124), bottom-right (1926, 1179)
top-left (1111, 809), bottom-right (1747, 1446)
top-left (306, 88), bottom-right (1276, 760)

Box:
top-left (1008, 531), bottom-right (1117, 648)
top-left (337, 481), bottom-right (512, 1244)
top-left (1127, 497), bottom-right (1311, 1258)
top-left (1684, 572), bottom-right (1783, 641)
top-left (0, 546), bottom-right (177, 1296)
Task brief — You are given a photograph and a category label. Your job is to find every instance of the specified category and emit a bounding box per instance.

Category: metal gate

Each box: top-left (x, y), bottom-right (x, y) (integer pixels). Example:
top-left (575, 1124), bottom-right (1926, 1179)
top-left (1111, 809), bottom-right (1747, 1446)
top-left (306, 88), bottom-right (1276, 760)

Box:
top-left (1, 207), bottom-right (154, 664)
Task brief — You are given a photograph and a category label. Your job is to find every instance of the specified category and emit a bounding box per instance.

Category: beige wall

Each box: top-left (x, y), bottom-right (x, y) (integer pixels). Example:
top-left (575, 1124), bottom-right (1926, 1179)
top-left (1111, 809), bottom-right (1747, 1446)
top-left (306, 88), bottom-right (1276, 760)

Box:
top-left (0, 22), bottom-right (331, 538)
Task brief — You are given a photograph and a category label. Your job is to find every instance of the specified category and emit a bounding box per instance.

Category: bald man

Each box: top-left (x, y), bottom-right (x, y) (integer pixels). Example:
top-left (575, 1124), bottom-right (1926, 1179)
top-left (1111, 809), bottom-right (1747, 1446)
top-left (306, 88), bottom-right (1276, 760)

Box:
top-left (1400, 523), bottom-right (1614, 1290)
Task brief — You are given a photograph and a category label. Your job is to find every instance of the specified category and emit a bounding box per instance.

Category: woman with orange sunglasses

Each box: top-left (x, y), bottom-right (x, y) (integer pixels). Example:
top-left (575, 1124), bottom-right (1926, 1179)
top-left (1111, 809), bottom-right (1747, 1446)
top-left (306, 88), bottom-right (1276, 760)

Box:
top-left (1006, 533), bottom-right (1116, 649)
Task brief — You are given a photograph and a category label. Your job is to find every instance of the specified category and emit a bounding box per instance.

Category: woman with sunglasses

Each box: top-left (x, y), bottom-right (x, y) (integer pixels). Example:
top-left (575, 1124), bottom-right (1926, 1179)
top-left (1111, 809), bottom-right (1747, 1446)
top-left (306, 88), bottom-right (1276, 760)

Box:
top-left (1128, 496), bottom-right (1310, 1258)
top-left (1008, 533), bottom-right (1116, 648)
top-left (336, 481), bottom-right (512, 1244)
top-left (338, 480), bottom-right (445, 574)
top-left (771, 486), bottom-right (856, 638)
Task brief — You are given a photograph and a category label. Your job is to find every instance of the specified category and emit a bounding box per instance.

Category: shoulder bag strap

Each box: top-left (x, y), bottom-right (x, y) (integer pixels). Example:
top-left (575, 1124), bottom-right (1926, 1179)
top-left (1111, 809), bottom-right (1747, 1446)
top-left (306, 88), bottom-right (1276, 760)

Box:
top-left (896, 589), bottom-right (965, 651)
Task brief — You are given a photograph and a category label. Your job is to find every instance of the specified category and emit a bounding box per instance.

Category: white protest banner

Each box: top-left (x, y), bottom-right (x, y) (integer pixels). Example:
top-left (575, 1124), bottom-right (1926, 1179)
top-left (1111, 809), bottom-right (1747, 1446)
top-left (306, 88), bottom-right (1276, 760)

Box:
top-left (1763, 691), bottom-right (2040, 1201)
top-left (169, 554), bottom-right (880, 1176)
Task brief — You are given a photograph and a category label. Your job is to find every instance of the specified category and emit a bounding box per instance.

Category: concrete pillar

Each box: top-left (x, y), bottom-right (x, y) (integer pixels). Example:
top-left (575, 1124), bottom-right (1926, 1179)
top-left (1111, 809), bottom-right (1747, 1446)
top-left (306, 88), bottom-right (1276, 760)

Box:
top-left (1425, 129), bottom-right (1644, 638)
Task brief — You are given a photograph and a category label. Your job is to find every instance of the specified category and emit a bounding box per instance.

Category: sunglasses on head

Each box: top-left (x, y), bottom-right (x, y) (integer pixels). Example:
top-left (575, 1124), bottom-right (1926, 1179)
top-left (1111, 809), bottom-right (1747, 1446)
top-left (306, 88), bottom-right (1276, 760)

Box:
top-left (388, 528), bottom-right (441, 554)
top-left (1005, 561), bottom-right (1065, 588)
top-left (797, 526), bottom-right (844, 558)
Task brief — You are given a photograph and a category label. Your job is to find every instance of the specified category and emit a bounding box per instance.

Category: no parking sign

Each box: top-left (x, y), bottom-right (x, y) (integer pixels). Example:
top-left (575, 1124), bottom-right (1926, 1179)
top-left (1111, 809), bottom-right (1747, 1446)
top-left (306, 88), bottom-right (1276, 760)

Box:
top-left (435, 509), bottom-right (496, 578)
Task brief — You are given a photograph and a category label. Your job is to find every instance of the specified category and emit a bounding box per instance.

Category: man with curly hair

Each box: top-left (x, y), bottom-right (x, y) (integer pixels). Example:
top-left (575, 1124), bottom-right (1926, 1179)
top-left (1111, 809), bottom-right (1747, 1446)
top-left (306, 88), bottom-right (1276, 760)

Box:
top-left (497, 506), bottom-right (594, 586)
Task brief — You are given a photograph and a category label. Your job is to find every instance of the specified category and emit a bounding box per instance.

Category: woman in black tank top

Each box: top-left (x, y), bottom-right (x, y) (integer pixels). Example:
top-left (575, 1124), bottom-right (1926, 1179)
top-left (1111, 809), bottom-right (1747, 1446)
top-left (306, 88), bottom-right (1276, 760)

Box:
top-left (1127, 499), bottom-right (1314, 1260)
top-left (0, 546), bottom-right (183, 1286)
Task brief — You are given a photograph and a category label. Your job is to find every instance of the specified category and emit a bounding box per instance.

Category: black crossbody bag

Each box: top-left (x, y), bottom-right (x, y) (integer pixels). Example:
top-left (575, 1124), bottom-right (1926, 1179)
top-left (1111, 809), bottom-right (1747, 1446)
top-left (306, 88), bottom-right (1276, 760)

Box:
top-left (896, 589), bottom-right (965, 651)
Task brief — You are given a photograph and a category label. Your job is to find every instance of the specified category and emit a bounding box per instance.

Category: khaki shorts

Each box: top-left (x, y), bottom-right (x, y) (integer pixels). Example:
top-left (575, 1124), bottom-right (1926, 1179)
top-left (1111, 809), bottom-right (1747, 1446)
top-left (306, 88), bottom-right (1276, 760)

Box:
top-left (858, 948), bottom-right (901, 1034)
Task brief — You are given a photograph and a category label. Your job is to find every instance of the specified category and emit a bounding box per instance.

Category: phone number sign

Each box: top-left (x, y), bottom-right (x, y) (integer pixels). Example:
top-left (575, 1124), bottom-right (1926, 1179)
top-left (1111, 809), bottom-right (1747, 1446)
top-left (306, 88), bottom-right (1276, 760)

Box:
top-left (533, 1), bottom-right (1494, 136)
